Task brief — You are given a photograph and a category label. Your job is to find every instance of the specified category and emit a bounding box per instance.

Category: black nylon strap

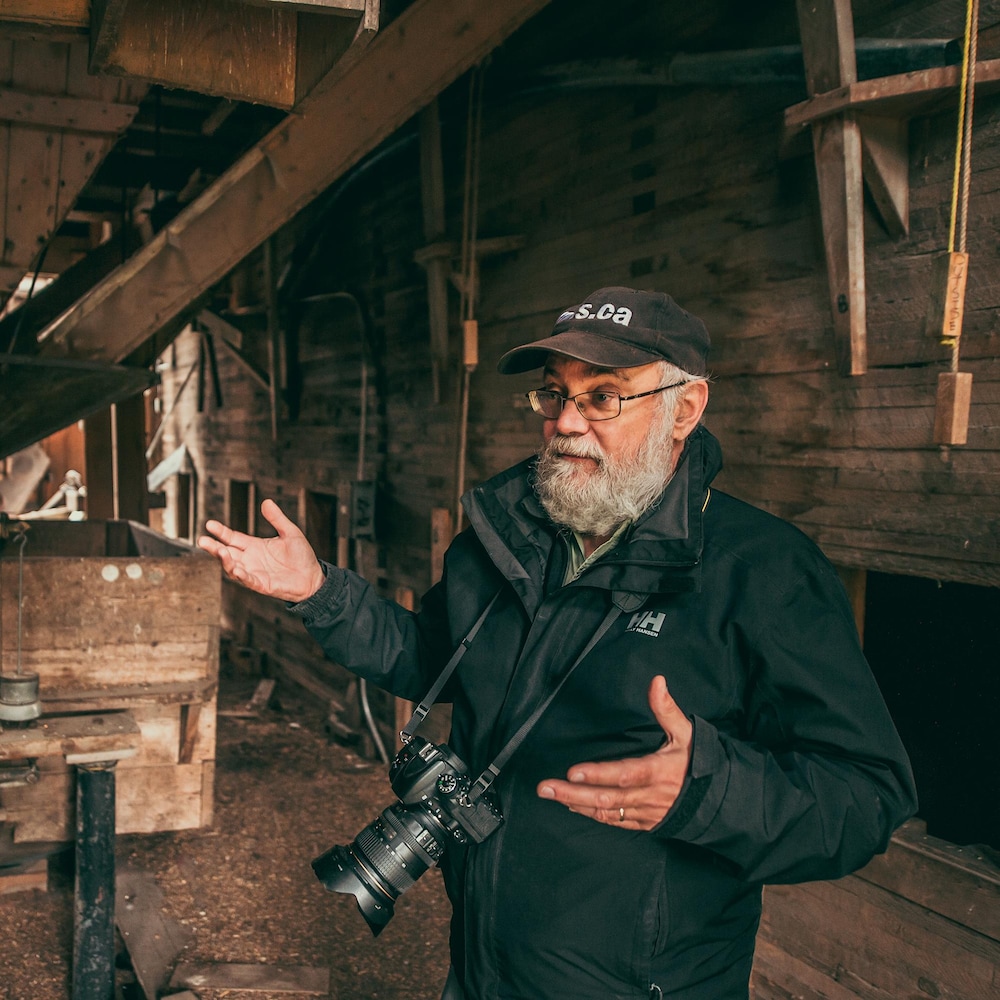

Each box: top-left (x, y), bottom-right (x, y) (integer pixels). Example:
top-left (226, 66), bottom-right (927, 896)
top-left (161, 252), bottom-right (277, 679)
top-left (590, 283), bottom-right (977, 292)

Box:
top-left (400, 592), bottom-right (500, 742)
top-left (468, 602), bottom-right (624, 802)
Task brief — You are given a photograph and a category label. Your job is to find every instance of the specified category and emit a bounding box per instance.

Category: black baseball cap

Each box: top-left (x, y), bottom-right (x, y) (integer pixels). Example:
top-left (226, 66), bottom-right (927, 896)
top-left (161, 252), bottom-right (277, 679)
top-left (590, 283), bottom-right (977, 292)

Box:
top-left (497, 286), bottom-right (710, 376)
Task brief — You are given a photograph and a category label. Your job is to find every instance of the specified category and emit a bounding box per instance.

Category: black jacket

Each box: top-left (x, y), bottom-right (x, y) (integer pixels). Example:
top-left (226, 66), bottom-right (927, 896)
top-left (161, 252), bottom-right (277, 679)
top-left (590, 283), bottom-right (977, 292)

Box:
top-left (292, 426), bottom-right (916, 999)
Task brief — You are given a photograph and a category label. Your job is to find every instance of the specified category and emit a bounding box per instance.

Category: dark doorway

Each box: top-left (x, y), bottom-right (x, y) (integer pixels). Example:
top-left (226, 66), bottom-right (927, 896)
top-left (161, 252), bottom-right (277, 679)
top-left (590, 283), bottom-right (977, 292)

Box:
top-left (863, 572), bottom-right (1000, 850)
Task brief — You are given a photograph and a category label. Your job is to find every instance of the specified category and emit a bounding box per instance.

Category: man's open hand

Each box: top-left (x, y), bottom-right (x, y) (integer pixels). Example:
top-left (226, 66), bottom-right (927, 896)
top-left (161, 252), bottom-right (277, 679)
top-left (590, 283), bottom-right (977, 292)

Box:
top-left (198, 498), bottom-right (324, 604)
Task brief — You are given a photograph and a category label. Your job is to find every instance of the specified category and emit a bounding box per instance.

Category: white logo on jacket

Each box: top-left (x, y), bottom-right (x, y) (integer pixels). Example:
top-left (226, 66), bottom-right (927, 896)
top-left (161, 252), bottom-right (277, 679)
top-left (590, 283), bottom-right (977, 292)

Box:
top-left (626, 611), bottom-right (665, 637)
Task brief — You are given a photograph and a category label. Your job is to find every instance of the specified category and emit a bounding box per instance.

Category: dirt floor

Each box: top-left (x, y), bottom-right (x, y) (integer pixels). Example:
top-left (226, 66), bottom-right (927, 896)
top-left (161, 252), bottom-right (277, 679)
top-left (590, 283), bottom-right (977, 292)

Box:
top-left (0, 668), bottom-right (452, 1000)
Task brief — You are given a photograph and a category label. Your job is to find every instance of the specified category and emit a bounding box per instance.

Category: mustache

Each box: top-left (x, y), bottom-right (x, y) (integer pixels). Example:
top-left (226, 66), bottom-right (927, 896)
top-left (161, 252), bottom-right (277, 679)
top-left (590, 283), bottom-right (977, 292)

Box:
top-left (543, 435), bottom-right (606, 465)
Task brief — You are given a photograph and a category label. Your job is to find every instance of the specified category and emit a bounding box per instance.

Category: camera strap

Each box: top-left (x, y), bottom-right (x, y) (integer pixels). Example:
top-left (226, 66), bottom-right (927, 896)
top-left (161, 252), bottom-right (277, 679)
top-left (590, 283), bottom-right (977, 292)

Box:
top-left (399, 591), bottom-right (501, 743)
top-left (468, 601), bottom-right (624, 803)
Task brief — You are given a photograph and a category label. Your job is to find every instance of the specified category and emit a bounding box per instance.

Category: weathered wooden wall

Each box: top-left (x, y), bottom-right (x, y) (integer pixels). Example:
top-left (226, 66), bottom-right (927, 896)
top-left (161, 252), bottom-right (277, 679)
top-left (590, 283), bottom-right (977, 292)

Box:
top-left (148, 1), bottom-right (1000, 995)
top-left (153, 0), bottom-right (1000, 711)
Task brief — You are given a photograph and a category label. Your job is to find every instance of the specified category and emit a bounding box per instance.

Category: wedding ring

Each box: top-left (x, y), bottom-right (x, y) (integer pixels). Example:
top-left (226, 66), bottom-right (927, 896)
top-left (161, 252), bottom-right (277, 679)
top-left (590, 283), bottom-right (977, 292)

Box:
top-left (618, 806), bottom-right (626, 822)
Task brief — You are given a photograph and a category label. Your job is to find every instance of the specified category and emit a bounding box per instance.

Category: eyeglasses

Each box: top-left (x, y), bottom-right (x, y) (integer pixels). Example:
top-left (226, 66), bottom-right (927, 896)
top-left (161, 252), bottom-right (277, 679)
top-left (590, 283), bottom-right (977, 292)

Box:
top-left (525, 381), bottom-right (686, 421)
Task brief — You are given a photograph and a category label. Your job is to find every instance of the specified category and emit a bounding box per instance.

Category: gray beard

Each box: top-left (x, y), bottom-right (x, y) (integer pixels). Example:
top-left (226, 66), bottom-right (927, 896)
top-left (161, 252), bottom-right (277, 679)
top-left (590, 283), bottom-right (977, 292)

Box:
top-left (532, 405), bottom-right (677, 537)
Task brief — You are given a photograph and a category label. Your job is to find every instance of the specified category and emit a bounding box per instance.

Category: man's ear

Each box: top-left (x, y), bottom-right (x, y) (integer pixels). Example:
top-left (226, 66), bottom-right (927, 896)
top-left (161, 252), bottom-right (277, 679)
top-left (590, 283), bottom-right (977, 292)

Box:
top-left (672, 381), bottom-right (710, 443)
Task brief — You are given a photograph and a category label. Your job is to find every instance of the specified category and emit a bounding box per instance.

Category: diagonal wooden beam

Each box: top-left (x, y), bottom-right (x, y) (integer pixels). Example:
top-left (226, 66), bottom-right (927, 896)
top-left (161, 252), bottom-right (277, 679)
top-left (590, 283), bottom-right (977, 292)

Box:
top-left (38, 0), bottom-right (551, 365)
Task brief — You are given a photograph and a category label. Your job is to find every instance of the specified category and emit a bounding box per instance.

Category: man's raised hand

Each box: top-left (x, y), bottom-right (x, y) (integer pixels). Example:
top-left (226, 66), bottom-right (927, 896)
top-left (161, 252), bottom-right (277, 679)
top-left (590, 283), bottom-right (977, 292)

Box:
top-left (536, 675), bottom-right (693, 830)
top-left (197, 498), bottom-right (325, 603)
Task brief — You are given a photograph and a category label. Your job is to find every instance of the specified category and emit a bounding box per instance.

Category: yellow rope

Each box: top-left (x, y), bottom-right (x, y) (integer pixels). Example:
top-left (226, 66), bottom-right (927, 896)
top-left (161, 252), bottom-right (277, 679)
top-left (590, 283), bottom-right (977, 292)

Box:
top-left (947, 0), bottom-right (975, 254)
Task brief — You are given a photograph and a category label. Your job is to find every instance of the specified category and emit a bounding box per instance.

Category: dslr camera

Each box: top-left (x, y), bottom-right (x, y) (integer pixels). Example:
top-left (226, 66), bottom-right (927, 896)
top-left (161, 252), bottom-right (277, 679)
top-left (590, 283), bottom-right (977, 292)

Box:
top-left (311, 735), bottom-right (503, 935)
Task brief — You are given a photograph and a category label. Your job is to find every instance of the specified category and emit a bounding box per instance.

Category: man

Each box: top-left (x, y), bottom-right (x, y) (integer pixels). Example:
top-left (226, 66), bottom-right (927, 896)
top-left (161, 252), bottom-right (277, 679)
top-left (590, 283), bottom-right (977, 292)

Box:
top-left (199, 287), bottom-right (916, 1000)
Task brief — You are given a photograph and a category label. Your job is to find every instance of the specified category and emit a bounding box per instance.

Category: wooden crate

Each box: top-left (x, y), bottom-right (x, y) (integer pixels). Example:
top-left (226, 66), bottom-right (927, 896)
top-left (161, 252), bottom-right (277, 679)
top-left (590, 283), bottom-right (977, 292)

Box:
top-left (0, 521), bottom-right (221, 844)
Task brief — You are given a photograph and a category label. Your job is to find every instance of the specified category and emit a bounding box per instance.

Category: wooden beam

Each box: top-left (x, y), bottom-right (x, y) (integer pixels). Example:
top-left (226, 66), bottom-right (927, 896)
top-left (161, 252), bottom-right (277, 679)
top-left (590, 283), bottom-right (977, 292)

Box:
top-left (784, 59), bottom-right (1000, 132)
top-left (170, 963), bottom-right (329, 995)
top-left (419, 100), bottom-right (450, 400)
top-left (796, 0), bottom-right (857, 93)
top-left (0, 87), bottom-right (138, 134)
top-left (0, 0), bottom-right (88, 33)
top-left (811, 115), bottom-right (867, 375)
top-left (37, 0), bottom-right (552, 365)
top-left (243, 0), bottom-right (366, 11)
top-left (795, 0), bottom-right (867, 376)
top-left (90, 0), bottom-right (300, 108)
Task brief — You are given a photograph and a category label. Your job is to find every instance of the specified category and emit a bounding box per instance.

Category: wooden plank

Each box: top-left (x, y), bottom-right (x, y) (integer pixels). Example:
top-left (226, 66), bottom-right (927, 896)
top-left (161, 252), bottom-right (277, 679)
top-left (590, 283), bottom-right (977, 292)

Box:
top-left (90, 0), bottom-right (299, 109)
top-left (785, 58), bottom-right (1000, 132)
top-left (255, 0), bottom-right (366, 10)
top-left (0, 1), bottom-right (88, 32)
top-left (856, 821), bottom-right (1000, 943)
top-left (0, 712), bottom-right (141, 763)
top-left (36, 0), bottom-right (554, 365)
top-left (116, 868), bottom-right (194, 1000)
top-left (115, 762), bottom-right (209, 834)
top-left (2, 43), bottom-right (64, 273)
top-left (41, 678), bottom-right (218, 712)
top-left (0, 859), bottom-right (48, 896)
top-left (751, 937), bottom-right (863, 1000)
top-left (0, 87), bottom-right (137, 132)
top-left (170, 962), bottom-right (329, 995)
top-left (760, 876), bottom-right (1000, 1000)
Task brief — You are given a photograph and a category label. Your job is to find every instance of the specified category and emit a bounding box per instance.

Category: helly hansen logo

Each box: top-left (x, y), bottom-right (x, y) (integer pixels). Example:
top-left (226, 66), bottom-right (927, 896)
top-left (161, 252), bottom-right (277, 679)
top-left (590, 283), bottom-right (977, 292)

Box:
top-left (627, 611), bottom-right (666, 637)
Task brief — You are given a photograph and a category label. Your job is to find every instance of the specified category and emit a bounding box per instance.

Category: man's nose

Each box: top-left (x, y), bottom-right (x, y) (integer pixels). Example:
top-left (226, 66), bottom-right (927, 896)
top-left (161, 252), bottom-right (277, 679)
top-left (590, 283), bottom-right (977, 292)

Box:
top-left (552, 398), bottom-right (590, 435)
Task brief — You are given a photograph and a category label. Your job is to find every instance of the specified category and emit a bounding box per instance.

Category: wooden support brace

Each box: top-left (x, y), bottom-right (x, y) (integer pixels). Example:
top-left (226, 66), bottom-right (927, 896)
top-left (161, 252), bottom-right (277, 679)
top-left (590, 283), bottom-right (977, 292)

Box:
top-left (858, 113), bottom-right (909, 238)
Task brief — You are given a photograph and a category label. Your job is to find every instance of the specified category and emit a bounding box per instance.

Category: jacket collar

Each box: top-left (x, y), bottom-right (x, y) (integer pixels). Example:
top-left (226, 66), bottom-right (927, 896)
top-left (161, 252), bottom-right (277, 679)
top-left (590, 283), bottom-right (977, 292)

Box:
top-left (463, 425), bottom-right (722, 610)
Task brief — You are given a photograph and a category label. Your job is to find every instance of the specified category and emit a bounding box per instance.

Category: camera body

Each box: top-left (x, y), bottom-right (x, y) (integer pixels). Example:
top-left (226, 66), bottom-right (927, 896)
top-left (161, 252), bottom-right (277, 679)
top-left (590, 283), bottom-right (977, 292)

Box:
top-left (312, 736), bottom-right (502, 935)
top-left (390, 736), bottom-right (503, 844)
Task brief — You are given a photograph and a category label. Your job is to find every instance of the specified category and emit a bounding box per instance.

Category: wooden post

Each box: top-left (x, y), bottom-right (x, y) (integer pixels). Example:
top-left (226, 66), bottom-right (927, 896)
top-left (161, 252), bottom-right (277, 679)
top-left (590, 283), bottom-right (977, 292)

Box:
top-left (419, 100), bottom-right (449, 403)
top-left (836, 566), bottom-right (867, 642)
top-left (115, 393), bottom-right (148, 524)
top-left (430, 507), bottom-right (452, 587)
top-left (83, 408), bottom-right (115, 520)
top-left (393, 585), bottom-right (416, 749)
top-left (795, 0), bottom-right (868, 376)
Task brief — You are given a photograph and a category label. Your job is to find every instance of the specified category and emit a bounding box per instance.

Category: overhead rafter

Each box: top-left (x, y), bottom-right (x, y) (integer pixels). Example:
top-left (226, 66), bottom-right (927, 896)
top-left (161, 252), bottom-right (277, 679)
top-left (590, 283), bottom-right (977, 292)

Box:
top-left (37, 0), bottom-right (552, 366)
top-left (89, 0), bottom-right (379, 109)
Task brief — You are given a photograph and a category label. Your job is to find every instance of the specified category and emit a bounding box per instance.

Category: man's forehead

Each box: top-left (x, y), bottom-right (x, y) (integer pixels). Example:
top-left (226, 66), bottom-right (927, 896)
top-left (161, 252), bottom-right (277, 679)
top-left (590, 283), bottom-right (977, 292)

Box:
top-left (543, 354), bottom-right (659, 381)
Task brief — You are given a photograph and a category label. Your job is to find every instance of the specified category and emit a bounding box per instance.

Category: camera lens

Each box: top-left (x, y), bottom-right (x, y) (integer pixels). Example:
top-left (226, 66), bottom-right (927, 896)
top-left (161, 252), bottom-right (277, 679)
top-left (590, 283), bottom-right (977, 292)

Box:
top-left (312, 803), bottom-right (449, 936)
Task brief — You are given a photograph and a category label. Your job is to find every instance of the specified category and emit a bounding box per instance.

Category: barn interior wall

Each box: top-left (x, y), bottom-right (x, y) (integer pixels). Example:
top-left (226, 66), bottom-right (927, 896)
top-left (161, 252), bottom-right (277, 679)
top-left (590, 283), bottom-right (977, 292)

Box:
top-left (156, 0), bottom-right (999, 753)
